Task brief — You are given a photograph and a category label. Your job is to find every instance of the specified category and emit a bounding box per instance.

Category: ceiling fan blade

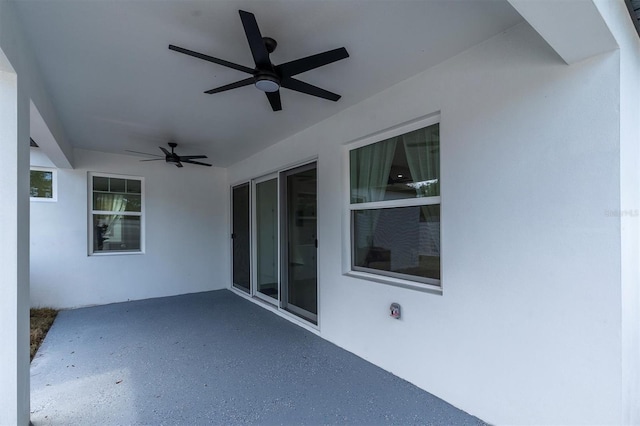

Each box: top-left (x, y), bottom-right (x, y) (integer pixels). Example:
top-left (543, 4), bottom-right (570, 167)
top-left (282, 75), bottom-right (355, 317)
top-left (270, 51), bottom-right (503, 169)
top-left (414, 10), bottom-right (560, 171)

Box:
top-left (169, 44), bottom-right (254, 74)
top-left (139, 158), bottom-right (165, 162)
top-left (205, 77), bottom-right (254, 94)
top-left (266, 91), bottom-right (282, 111)
top-left (239, 10), bottom-right (271, 69)
top-left (280, 77), bottom-right (341, 101)
top-left (277, 47), bottom-right (349, 78)
top-left (178, 155), bottom-right (208, 160)
top-left (159, 147), bottom-right (171, 156)
top-left (183, 159), bottom-right (213, 167)
top-left (125, 150), bottom-right (163, 157)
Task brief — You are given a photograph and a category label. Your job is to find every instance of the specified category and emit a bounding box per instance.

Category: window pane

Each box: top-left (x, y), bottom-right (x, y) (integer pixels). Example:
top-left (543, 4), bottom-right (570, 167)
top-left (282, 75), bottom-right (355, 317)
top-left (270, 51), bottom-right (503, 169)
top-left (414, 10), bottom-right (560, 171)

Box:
top-left (256, 178), bottom-right (278, 299)
top-left (350, 123), bottom-right (439, 203)
top-left (123, 194), bottom-right (142, 212)
top-left (30, 170), bottom-right (53, 198)
top-left (93, 214), bottom-right (141, 252)
top-left (93, 176), bottom-right (109, 192)
top-left (110, 178), bottom-right (126, 193)
top-left (285, 166), bottom-right (318, 317)
top-left (93, 193), bottom-right (141, 212)
top-left (352, 205), bottom-right (440, 282)
top-left (126, 179), bottom-right (141, 194)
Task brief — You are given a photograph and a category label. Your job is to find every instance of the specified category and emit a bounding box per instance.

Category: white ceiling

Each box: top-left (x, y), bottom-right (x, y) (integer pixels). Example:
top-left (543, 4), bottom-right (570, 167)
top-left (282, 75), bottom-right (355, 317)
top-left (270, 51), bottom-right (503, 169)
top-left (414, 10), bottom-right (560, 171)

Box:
top-left (15, 0), bottom-right (523, 167)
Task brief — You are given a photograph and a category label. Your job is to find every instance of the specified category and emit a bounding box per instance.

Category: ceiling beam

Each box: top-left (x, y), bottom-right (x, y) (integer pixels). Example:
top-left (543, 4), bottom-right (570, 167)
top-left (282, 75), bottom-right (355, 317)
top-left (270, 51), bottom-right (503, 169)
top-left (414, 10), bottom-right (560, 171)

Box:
top-left (30, 100), bottom-right (72, 169)
top-left (508, 0), bottom-right (618, 64)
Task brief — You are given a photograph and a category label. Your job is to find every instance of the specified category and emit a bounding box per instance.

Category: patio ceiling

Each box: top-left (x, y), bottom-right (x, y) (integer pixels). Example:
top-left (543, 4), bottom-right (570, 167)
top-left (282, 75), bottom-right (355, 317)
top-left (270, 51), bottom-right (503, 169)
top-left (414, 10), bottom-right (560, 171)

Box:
top-left (15, 0), bottom-right (523, 167)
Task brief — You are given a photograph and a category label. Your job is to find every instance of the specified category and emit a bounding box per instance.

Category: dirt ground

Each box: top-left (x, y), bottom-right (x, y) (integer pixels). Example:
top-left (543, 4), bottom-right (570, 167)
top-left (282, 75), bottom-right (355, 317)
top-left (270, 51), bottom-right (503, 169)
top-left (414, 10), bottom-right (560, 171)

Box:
top-left (30, 308), bottom-right (58, 360)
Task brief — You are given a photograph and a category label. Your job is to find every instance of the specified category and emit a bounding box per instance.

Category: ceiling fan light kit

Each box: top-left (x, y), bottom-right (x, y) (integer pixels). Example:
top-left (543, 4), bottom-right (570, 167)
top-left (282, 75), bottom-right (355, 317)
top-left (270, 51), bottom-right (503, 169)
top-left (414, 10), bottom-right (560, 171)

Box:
top-left (254, 73), bottom-right (280, 93)
top-left (169, 9), bottom-right (349, 111)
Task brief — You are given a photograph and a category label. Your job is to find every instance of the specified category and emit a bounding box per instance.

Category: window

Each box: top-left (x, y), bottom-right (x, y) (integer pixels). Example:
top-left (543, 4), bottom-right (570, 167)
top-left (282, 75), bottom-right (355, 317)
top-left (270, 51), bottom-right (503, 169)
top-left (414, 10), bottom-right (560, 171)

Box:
top-left (89, 173), bottom-right (144, 255)
top-left (349, 120), bottom-right (440, 288)
top-left (30, 167), bottom-right (57, 201)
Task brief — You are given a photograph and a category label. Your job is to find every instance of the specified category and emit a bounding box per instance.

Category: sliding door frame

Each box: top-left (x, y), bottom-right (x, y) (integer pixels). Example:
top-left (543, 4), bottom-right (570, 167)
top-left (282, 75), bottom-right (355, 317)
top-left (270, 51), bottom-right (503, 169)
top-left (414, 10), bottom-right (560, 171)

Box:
top-left (251, 173), bottom-right (280, 305)
top-left (230, 181), bottom-right (252, 294)
top-left (280, 161), bottom-right (318, 324)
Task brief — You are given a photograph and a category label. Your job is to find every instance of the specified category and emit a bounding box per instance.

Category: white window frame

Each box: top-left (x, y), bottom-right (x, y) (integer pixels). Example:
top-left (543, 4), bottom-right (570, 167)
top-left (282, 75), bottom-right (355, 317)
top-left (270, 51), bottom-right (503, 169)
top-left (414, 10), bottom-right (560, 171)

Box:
top-left (88, 172), bottom-right (145, 256)
top-left (30, 166), bottom-right (57, 202)
top-left (343, 113), bottom-right (442, 294)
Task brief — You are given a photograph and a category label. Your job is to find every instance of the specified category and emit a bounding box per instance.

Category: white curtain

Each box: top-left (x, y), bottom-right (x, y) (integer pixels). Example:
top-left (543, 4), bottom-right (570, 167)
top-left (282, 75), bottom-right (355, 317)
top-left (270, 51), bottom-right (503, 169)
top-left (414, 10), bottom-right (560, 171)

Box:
top-left (402, 126), bottom-right (439, 197)
top-left (350, 137), bottom-right (397, 203)
top-left (402, 126), bottom-right (440, 257)
top-left (95, 193), bottom-right (128, 233)
top-left (350, 138), bottom-right (397, 264)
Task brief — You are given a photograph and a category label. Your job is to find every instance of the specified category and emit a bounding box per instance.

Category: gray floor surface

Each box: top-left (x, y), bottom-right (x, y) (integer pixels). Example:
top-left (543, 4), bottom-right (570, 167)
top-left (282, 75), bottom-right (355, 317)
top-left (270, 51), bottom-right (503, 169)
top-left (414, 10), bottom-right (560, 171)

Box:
top-left (31, 290), bottom-right (485, 425)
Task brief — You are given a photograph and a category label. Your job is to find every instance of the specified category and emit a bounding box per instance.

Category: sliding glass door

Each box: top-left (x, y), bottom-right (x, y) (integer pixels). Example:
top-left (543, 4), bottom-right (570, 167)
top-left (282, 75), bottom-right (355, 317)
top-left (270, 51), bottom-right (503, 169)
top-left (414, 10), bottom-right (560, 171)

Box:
top-left (281, 163), bottom-right (318, 324)
top-left (253, 176), bottom-right (279, 302)
top-left (232, 183), bottom-right (250, 293)
top-left (232, 163), bottom-right (318, 324)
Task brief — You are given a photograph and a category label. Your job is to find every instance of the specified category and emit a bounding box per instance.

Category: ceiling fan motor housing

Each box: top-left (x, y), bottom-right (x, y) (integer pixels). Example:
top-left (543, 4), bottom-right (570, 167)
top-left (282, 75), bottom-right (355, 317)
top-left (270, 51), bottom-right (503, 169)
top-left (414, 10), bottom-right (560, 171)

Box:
top-left (166, 142), bottom-right (180, 164)
top-left (263, 37), bottom-right (277, 53)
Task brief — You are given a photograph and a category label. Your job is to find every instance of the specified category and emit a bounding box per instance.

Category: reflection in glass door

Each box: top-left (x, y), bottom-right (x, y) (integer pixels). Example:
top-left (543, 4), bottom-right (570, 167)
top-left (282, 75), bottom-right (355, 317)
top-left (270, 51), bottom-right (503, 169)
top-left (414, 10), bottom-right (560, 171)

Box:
top-left (282, 163), bottom-right (317, 324)
top-left (232, 183), bottom-right (250, 293)
top-left (254, 177), bottom-right (278, 302)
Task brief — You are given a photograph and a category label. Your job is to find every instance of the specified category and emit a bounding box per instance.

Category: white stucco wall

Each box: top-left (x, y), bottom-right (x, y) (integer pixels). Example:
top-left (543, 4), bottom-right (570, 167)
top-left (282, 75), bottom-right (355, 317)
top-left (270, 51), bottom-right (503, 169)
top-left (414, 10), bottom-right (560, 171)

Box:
top-left (227, 22), bottom-right (624, 425)
top-left (595, 1), bottom-right (640, 424)
top-left (30, 149), bottom-right (229, 308)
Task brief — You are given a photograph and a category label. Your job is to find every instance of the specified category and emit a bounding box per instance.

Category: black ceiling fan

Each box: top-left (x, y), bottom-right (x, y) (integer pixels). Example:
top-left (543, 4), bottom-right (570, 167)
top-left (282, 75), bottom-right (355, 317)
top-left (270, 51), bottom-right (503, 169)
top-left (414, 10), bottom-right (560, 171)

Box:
top-left (168, 10), bottom-right (349, 111)
top-left (126, 143), bottom-right (212, 168)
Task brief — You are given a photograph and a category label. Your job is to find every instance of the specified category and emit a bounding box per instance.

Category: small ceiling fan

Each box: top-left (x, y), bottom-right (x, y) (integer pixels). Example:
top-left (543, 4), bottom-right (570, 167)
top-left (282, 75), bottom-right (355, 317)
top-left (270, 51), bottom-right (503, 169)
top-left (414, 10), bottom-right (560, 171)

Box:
top-left (169, 10), bottom-right (349, 111)
top-left (127, 143), bottom-right (212, 168)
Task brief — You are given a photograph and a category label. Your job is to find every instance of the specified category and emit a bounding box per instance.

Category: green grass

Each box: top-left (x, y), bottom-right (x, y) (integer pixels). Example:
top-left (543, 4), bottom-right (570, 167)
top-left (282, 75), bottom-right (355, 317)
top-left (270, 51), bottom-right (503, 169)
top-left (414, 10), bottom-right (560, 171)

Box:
top-left (30, 308), bottom-right (58, 361)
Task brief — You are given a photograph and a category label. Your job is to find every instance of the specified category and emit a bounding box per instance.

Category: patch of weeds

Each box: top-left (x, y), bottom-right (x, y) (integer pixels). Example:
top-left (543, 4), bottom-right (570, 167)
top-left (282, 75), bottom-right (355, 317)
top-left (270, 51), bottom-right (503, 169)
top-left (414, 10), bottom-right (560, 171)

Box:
top-left (31, 308), bottom-right (58, 361)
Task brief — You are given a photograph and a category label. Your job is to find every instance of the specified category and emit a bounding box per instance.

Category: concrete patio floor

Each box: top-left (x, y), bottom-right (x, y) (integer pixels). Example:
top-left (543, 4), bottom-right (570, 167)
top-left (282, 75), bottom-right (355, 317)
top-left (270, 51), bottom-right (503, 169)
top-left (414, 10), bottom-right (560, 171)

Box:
top-left (30, 290), bottom-right (485, 425)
